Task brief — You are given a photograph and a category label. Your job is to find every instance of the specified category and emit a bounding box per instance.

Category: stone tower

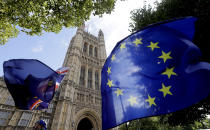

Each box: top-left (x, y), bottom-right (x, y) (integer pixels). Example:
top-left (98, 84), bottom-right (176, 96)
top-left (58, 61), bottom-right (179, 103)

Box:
top-left (0, 26), bottom-right (106, 130)
top-left (51, 26), bottom-right (107, 130)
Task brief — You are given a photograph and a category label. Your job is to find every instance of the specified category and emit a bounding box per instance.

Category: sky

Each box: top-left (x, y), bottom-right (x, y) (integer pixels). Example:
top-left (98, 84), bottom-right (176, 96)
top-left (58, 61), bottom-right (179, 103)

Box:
top-left (0, 0), bottom-right (160, 76)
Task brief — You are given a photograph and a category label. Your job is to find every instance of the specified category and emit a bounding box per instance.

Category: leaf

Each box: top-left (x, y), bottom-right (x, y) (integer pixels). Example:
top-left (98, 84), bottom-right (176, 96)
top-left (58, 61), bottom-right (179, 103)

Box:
top-left (0, 0), bottom-right (121, 45)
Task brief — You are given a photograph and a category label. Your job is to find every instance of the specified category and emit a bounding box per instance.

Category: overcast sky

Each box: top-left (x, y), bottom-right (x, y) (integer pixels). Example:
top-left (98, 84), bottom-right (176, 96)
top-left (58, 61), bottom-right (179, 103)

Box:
top-left (0, 0), bottom-right (159, 76)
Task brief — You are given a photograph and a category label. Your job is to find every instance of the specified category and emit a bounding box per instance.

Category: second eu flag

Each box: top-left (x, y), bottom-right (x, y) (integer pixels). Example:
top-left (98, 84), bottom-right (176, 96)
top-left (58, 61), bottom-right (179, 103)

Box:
top-left (3, 59), bottom-right (68, 110)
top-left (101, 17), bottom-right (210, 129)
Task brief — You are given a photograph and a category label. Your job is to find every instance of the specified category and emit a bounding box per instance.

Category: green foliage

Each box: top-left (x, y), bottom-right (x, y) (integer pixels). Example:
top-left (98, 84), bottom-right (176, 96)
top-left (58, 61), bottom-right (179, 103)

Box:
top-left (128, 0), bottom-right (210, 128)
top-left (119, 116), bottom-right (210, 130)
top-left (119, 117), bottom-right (183, 130)
top-left (129, 0), bottom-right (210, 32)
top-left (0, 21), bottom-right (18, 44)
top-left (0, 0), bottom-right (119, 45)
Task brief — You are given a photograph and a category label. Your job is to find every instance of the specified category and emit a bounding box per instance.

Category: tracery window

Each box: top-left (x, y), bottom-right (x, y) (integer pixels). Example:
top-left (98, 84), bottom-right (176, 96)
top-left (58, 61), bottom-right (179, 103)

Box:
top-left (88, 69), bottom-right (92, 88)
top-left (79, 66), bottom-right (85, 86)
top-left (46, 103), bottom-right (54, 113)
top-left (95, 71), bottom-right (99, 90)
top-left (89, 45), bottom-right (93, 56)
top-left (18, 112), bottom-right (32, 126)
top-left (0, 118), bottom-right (6, 126)
top-left (0, 111), bottom-right (12, 126)
top-left (94, 47), bottom-right (98, 57)
top-left (83, 42), bottom-right (88, 53)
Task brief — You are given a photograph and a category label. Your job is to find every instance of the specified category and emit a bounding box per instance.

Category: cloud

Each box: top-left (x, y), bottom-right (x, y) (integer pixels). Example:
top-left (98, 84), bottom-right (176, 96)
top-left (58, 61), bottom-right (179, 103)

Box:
top-left (86, 0), bottom-right (144, 56)
top-left (32, 45), bottom-right (43, 53)
top-left (60, 39), bottom-right (69, 47)
top-left (86, 0), bottom-right (161, 56)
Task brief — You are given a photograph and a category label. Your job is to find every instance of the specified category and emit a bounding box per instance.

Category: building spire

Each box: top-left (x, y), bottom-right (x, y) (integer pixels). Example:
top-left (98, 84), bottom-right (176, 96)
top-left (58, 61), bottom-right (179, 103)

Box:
top-left (98, 29), bottom-right (104, 43)
top-left (76, 22), bottom-right (85, 34)
top-left (98, 29), bottom-right (104, 37)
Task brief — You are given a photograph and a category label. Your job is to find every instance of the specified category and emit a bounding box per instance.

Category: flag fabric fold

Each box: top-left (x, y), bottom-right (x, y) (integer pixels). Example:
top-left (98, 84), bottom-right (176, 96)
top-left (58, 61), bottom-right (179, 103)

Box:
top-left (3, 59), bottom-right (68, 110)
top-left (101, 17), bottom-right (210, 129)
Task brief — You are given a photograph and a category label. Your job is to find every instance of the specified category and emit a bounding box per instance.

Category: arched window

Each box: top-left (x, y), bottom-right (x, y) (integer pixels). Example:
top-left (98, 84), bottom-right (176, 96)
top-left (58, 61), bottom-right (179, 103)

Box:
top-left (95, 71), bottom-right (99, 90)
top-left (79, 66), bottom-right (85, 86)
top-left (94, 47), bottom-right (98, 58)
top-left (89, 45), bottom-right (93, 56)
top-left (83, 43), bottom-right (88, 53)
top-left (88, 69), bottom-right (92, 88)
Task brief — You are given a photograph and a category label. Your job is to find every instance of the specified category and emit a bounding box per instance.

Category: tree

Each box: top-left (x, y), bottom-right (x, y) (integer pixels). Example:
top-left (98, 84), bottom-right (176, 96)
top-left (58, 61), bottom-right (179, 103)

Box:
top-left (0, 0), bottom-right (119, 45)
top-left (119, 115), bottom-right (210, 130)
top-left (119, 117), bottom-right (183, 130)
top-left (130, 0), bottom-right (210, 61)
top-left (128, 0), bottom-right (210, 127)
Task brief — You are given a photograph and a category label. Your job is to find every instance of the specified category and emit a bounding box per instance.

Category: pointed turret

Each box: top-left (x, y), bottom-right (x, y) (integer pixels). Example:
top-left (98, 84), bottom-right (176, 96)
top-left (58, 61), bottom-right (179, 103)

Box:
top-left (98, 29), bottom-right (104, 43)
top-left (98, 29), bottom-right (107, 61)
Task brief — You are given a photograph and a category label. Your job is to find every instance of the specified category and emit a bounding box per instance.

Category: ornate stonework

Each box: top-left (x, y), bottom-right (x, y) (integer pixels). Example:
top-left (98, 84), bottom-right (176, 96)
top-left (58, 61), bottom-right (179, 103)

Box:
top-left (0, 26), bottom-right (106, 130)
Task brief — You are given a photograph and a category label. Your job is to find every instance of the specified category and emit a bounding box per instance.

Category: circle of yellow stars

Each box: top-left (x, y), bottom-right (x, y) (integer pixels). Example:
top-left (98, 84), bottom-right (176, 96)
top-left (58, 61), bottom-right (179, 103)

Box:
top-left (106, 37), bottom-right (177, 107)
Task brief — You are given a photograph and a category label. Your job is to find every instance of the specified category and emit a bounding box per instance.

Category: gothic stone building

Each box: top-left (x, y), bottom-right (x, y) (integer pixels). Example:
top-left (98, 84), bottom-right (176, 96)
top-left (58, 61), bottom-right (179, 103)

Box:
top-left (0, 26), bottom-right (107, 130)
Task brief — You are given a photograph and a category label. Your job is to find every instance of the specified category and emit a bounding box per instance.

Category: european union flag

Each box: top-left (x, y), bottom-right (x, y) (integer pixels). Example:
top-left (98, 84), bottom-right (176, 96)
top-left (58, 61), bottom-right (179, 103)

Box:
top-left (101, 17), bottom-right (210, 129)
top-left (3, 59), bottom-right (66, 110)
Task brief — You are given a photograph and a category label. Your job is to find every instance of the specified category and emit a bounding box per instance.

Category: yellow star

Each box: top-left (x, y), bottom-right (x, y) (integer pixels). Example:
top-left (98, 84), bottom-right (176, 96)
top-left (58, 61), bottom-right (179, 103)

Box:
top-left (158, 51), bottom-right (172, 63)
top-left (133, 38), bottom-right (143, 46)
top-left (107, 79), bottom-right (114, 88)
top-left (147, 42), bottom-right (160, 51)
top-left (114, 88), bottom-right (124, 97)
top-left (120, 43), bottom-right (126, 50)
top-left (161, 67), bottom-right (177, 79)
top-left (128, 96), bottom-right (138, 106)
top-left (107, 67), bottom-right (111, 75)
top-left (145, 95), bottom-right (156, 107)
top-left (111, 54), bottom-right (116, 61)
top-left (159, 83), bottom-right (173, 97)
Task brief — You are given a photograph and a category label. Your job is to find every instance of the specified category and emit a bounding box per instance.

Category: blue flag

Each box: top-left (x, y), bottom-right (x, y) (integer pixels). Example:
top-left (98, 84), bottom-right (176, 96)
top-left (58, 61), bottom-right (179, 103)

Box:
top-left (3, 59), bottom-right (67, 110)
top-left (101, 17), bottom-right (210, 129)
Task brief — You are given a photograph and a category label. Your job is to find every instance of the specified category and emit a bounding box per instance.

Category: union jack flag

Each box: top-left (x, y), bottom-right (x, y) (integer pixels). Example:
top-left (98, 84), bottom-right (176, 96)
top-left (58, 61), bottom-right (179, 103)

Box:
top-left (55, 67), bottom-right (69, 89)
